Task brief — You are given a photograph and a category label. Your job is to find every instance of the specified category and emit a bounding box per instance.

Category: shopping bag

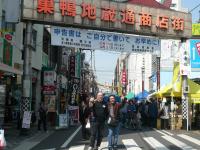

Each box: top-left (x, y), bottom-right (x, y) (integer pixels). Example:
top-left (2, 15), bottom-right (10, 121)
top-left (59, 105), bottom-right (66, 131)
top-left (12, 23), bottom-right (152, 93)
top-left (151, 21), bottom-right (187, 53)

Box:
top-left (86, 120), bottom-right (90, 129)
top-left (0, 129), bottom-right (6, 149)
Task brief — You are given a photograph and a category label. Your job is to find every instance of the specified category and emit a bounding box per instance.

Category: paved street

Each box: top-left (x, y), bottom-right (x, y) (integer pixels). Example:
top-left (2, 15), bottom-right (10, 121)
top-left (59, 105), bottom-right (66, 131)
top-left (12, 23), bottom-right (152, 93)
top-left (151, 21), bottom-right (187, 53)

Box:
top-left (15, 125), bottom-right (200, 150)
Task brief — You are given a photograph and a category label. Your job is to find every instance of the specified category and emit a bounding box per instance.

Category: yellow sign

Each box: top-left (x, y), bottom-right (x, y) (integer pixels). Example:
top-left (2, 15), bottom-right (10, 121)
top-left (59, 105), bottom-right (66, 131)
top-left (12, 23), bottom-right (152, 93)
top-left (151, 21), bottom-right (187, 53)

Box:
top-left (193, 99), bottom-right (200, 104)
top-left (192, 24), bottom-right (200, 36)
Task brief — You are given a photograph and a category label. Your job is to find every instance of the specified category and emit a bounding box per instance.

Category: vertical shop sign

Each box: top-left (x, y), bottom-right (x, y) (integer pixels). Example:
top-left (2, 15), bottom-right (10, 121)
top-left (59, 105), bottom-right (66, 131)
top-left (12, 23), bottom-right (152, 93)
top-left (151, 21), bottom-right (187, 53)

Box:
top-left (69, 55), bottom-right (75, 77)
top-left (121, 70), bottom-right (126, 85)
top-left (70, 77), bottom-right (80, 104)
top-left (3, 39), bottom-right (13, 66)
top-left (43, 70), bottom-right (56, 94)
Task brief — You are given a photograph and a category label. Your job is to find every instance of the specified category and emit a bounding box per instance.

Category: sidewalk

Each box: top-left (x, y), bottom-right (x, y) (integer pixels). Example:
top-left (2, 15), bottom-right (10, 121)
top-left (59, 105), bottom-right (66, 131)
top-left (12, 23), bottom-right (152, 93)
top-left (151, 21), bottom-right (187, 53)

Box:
top-left (4, 123), bottom-right (54, 150)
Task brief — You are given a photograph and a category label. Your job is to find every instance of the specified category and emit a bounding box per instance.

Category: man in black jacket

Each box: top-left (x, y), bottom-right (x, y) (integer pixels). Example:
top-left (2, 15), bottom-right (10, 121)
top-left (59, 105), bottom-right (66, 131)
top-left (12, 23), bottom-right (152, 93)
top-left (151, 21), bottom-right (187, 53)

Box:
top-left (89, 92), bottom-right (108, 150)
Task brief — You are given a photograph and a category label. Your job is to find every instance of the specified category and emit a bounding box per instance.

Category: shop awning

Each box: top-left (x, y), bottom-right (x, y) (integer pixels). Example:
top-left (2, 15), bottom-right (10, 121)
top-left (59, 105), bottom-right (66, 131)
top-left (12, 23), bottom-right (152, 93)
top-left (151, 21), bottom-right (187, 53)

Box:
top-left (0, 63), bottom-right (23, 75)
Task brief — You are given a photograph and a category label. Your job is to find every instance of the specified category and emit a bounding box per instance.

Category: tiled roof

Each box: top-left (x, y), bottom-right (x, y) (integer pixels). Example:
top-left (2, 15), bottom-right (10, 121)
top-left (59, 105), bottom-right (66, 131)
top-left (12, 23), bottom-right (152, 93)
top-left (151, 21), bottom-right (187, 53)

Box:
top-left (128, 0), bottom-right (171, 9)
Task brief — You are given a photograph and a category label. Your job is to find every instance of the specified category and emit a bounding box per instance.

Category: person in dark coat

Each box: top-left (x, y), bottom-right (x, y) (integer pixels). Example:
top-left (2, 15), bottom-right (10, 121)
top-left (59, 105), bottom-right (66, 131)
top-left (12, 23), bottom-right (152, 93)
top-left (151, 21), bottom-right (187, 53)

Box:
top-left (38, 102), bottom-right (47, 132)
top-left (88, 92), bottom-right (108, 150)
top-left (79, 100), bottom-right (90, 140)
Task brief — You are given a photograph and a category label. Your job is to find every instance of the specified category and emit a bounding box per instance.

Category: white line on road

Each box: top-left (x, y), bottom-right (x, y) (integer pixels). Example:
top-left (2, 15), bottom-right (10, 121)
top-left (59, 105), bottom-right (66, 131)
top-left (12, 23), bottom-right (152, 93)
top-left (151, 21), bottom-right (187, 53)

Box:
top-left (162, 135), bottom-right (197, 150)
top-left (122, 139), bottom-right (142, 150)
top-left (153, 128), bottom-right (168, 136)
top-left (41, 148), bottom-right (56, 150)
top-left (178, 134), bottom-right (200, 146)
top-left (144, 137), bottom-right (169, 150)
top-left (68, 145), bottom-right (85, 150)
top-left (161, 130), bottom-right (173, 136)
top-left (61, 126), bottom-right (82, 148)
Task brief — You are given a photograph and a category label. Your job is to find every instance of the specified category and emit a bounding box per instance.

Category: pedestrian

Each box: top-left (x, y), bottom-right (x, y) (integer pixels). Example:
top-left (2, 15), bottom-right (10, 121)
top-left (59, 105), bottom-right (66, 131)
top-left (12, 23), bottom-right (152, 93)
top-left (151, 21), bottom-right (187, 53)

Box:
top-left (160, 102), bottom-right (170, 129)
top-left (107, 95), bottom-right (121, 150)
top-left (38, 101), bottom-right (47, 132)
top-left (148, 99), bottom-right (158, 128)
top-left (127, 100), bottom-right (137, 128)
top-left (79, 100), bottom-right (90, 140)
top-left (88, 92), bottom-right (108, 150)
top-left (119, 97), bottom-right (128, 128)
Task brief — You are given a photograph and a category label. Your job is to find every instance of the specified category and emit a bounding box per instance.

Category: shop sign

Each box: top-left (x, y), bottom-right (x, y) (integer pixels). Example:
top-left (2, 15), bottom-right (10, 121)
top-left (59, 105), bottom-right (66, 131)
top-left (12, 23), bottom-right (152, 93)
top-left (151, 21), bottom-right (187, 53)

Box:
top-left (43, 85), bottom-right (56, 94)
top-left (70, 77), bottom-right (80, 104)
top-left (3, 38), bottom-right (13, 66)
top-left (43, 70), bottom-right (56, 94)
top-left (121, 70), bottom-right (126, 85)
top-left (190, 39), bottom-right (200, 70)
top-left (68, 105), bottom-right (79, 125)
top-left (69, 55), bottom-right (75, 77)
top-left (59, 114), bottom-right (69, 128)
top-left (22, 111), bottom-right (32, 129)
top-left (179, 42), bottom-right (190, 75)
top-left (22, 0), bottom-right (192, 38)
top-left (44, 95), bottom-right (56, 112)
top-left (192, 24), bottom-right (200, 36)
top-left (43, 70), bottom-right (55, 86)
top-left (51, 26), bottom-right (160, 53)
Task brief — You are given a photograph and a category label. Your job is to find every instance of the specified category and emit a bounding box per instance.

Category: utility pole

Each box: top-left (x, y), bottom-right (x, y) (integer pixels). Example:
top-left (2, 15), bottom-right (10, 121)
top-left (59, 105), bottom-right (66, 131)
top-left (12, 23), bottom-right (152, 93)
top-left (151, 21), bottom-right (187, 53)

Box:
top-left (180, 38), bottom-right (189, 131)
top-left (21, 22), bottom-right (32, 134)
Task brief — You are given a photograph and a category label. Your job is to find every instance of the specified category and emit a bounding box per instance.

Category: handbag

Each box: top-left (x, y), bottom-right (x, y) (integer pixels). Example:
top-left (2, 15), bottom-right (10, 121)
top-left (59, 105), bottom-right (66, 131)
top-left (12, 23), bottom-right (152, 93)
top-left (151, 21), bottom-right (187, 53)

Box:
top-left (107, 117), bottom-right (118, 126)
top-left (86, 120), bottom-right (90, 129)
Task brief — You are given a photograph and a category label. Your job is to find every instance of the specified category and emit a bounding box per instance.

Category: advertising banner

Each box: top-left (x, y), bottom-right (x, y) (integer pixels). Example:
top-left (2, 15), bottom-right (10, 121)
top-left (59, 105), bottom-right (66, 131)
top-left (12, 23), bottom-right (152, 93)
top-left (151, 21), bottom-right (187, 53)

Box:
top-left (190, 39), bottom-right (200, 70)
top-left (51, 26), bottom-right (160, 53)
top-left (68, 106), bottom-right (79, 126)
top-left (44, 95), bottom-right (56, 112)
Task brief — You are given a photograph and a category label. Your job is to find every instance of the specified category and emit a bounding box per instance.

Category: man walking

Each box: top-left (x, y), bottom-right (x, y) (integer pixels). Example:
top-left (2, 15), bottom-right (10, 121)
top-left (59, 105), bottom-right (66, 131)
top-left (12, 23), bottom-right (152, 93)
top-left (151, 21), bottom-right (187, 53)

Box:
top-left (89, 92), bottom-right (108, 150)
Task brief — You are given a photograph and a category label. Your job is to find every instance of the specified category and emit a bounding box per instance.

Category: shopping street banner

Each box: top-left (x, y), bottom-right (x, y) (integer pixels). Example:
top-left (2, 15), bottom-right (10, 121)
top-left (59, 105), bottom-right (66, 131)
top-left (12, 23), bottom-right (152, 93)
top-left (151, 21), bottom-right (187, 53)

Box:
top-left (51, 26), bottom-right (161, 53)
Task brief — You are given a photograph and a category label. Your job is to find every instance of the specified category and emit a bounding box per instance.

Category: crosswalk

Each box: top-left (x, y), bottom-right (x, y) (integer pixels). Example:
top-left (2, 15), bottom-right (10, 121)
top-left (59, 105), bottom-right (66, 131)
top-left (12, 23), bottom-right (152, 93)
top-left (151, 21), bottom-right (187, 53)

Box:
top-left (66, 130), bottom-right (200, 150)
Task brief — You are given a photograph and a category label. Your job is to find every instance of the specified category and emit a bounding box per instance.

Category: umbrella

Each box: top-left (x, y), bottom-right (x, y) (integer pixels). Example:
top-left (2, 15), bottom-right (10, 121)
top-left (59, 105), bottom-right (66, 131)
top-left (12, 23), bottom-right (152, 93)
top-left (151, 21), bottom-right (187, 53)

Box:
top-left (125, 92), bottom-right (134, 100)
top-left (135, 90), bottom-right (149, 100)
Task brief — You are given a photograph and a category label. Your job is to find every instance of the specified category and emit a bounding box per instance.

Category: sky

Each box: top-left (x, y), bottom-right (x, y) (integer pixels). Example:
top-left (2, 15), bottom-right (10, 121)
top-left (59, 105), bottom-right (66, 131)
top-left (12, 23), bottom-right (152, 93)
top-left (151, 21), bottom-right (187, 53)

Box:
top-left (86, 0), bottom-right (200, 85)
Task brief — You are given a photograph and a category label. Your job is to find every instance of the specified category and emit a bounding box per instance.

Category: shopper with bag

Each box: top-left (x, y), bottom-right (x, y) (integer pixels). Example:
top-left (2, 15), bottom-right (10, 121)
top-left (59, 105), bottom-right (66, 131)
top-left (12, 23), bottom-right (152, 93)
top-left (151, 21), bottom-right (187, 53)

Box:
top-left (88, 92), bottom-right (108, 150)
top-left (79, 100), bottom-right (90, 140)
top-left (107, 95), bottom-right (121, 150)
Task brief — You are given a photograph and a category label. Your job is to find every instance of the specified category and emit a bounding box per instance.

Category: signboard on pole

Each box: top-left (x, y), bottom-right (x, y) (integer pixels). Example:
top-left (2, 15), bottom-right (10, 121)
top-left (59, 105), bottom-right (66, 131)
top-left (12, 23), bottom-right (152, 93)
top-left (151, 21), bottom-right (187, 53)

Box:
top-left (51, 26), bottom-right (161, 53)
top-left (190, 39), bottom-right (200, 70)
top-left (68, 106), bottom-right (79, 126)
top-left (59, 114), bottom-right (69, 128)
top-left (22, 111), bottom-right (32, 129)
top-left (179, 42), bottom-right (190, 75)
top-left (22, 0), bottom-right (192, 39)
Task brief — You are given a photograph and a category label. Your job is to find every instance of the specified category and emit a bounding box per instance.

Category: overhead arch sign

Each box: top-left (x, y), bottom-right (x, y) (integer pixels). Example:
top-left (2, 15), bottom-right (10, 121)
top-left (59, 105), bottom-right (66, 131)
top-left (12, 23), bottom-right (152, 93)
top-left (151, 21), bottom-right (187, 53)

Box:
top-left (22, 0), bottom-right (192, 38)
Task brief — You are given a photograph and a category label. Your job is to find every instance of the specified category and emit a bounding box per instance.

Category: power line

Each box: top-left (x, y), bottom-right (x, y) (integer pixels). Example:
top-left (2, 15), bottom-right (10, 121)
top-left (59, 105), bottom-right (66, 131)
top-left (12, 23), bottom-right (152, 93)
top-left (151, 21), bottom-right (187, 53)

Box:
top-left (189, 3), bottom-right (200, 13)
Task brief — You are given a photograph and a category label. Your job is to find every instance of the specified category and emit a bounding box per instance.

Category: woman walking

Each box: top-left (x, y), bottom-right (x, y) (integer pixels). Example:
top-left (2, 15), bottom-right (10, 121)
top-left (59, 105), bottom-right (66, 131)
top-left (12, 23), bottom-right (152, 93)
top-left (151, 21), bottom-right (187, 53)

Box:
top-left (107, 95), bottom-right (121, 150)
